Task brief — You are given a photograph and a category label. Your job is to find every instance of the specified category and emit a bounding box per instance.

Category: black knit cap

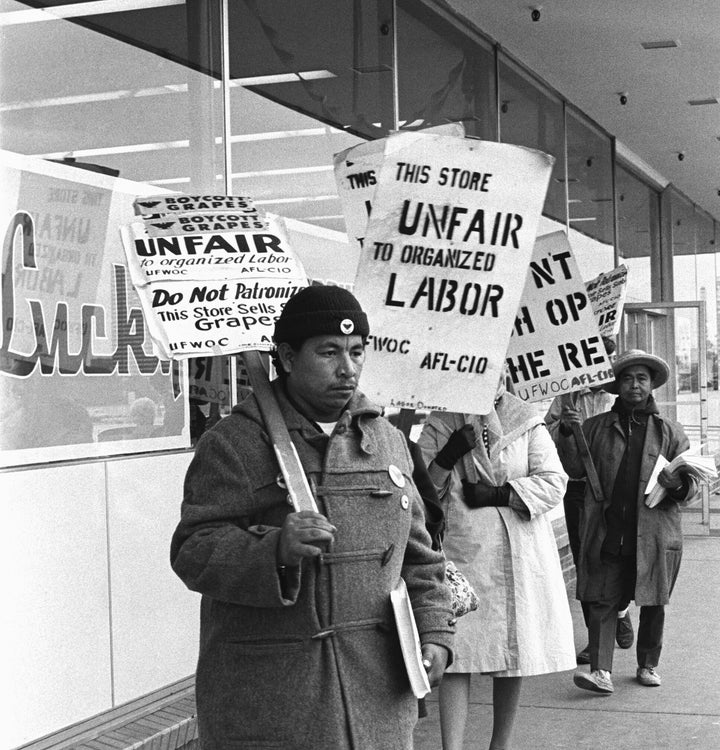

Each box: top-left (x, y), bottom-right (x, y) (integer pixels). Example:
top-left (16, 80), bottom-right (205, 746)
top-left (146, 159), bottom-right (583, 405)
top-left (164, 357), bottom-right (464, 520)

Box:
top-left (273, 285), bottom-right (370, 344)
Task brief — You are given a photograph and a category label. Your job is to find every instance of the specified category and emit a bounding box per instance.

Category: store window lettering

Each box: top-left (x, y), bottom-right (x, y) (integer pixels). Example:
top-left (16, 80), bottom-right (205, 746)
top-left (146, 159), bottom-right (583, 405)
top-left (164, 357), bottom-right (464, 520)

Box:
top-left (35, 211), bottom-right (92, 245)
top-left (2, 211), bottom-right (175, 389)
top-left (14, 263), bottom-right (82, 298)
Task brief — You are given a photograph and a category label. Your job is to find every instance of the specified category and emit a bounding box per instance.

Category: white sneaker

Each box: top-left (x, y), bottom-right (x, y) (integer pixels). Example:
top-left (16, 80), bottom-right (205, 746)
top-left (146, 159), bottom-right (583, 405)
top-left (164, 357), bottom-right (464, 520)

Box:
top-left (573, 669), bottom-right (614, 694)
top-left (636, 666), bottom-right (661, 687)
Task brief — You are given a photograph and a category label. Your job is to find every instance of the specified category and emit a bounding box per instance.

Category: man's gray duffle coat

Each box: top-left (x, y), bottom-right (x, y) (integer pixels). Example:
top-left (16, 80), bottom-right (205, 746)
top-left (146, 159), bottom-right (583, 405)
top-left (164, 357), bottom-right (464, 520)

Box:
top-left (171, 383), bottom-right (454, 750)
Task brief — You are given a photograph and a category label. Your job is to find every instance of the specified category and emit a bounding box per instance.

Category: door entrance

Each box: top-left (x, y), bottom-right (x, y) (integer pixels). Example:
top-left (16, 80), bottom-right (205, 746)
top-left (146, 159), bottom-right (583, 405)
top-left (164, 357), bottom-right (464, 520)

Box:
top-left (621, 301), bottom-right (712, 535)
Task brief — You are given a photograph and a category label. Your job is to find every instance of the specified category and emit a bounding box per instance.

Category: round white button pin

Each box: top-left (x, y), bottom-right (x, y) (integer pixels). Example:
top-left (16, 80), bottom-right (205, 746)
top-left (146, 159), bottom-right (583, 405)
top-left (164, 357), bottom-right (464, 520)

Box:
top-left (388, 464), bottom-right (405, 488)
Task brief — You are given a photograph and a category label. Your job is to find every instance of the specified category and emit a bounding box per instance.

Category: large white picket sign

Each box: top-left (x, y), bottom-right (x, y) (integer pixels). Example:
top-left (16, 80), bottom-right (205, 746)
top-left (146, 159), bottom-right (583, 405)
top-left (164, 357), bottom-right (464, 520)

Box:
top-left (351, 133), bottom-right (555, 415)
top-left (120, 212), bottom-right (307, 359)
top-left (333, 123), bottom-right (465, 251)
top-left (506, 231), bottom-right (614, 402)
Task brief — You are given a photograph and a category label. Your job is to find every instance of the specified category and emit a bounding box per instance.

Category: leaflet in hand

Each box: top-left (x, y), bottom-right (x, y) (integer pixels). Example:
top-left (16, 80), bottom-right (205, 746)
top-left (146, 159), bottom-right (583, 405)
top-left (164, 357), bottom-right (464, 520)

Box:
top-left (645, 450), bottom-right (718, 508)
top-left (390, 578), bottom-right (431, 699)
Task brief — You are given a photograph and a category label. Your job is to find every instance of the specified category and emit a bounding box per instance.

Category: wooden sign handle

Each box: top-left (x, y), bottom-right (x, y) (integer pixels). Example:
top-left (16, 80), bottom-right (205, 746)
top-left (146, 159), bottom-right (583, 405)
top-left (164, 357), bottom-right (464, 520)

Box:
top-left (241, 351), bottom-right (318, 512)
top-left (559, 392), bottom-right (605, 503)
top-left (570, 422), bottom-right (605, 504)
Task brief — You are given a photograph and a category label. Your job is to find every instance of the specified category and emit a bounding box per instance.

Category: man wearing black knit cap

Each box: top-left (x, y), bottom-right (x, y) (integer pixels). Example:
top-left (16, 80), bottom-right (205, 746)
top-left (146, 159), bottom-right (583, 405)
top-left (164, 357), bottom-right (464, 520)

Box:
top-left (171, 284), bottom-right (454, 750)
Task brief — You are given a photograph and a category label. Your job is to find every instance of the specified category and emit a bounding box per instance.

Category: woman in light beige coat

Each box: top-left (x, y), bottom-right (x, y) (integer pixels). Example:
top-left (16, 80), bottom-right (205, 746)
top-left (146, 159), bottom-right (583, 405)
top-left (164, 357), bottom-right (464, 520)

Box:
top-left (418, 381), bottom-right (575, 750)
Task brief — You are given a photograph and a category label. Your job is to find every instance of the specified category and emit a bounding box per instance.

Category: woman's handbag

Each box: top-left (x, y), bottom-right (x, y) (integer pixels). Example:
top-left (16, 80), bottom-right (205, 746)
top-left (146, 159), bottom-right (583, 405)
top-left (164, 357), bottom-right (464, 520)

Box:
top-left (444, 559), bottom-right (480, 618)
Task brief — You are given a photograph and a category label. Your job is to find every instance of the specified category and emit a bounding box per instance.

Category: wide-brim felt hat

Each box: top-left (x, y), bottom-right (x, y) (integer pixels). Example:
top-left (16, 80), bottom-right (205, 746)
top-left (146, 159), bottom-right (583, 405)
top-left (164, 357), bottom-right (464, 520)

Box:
top-left (604, 348), bottom-right (669, 393)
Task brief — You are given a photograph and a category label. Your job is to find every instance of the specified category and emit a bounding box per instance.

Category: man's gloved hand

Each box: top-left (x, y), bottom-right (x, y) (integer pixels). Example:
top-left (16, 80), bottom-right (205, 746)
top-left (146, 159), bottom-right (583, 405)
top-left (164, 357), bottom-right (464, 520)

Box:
top-left (461, 479), bottom-right (511, 508)
top-left (435, 425), bottom-right (476, 470)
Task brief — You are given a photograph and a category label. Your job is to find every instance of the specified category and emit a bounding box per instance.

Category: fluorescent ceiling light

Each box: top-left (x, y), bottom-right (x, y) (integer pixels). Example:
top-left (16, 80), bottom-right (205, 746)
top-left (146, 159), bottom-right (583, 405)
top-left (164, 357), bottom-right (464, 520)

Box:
top-left (1, 72), bottom-right (335, 112)
top-left (0, 0), bottom-right (183, 26)
top-left (0, 85), bottom-right (187, 112)
top-left (39, 140), bottom-right (189, 159)
top-left (302, 214), bottom-right (345, 221)
top-left (254, 195), bottom-right (339, 206)
top-left (240, 71), bottom-right (334, 85)
top-left (231, 165), bottom-right (333, 179)
top-left (147, 181), bottom-right (340, 206)
top-left (229, 127), bottom-right (336, 142)
top-left (151, 177), bottom-right (190, 185)
top-left (36, 128), bottom-right (336, 160)
top-left (145, 166), bottom-right (338, 192)
top-left (569, 217), bottom-right (597, 222)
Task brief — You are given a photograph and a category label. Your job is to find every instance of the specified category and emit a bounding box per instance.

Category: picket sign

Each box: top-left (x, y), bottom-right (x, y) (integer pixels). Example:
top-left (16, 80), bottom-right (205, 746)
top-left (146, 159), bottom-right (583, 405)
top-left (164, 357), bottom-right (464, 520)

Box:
top-left (560, 392), bottom-right (605, 504)
top-left (395, 408), bottom-right (416, 439)
top-left (241, 350), bottom-right (318, 512)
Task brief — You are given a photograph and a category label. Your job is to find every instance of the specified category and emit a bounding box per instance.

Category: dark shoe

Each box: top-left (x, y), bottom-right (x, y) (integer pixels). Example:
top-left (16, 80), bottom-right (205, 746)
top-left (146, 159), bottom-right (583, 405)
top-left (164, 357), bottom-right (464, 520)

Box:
top-left (616, 611), bottom-right (634, 648)
top-left (636, 666), bottom-right (661, 687)
top-left (573, 669), bottom-right (614, 694)
top-left (576, 645), bottom-right (591, 664)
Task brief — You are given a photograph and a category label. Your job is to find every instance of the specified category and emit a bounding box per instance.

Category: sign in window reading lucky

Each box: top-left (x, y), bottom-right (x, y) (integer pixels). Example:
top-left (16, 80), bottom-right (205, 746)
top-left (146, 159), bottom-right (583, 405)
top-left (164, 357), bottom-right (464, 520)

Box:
top-left (120, 203), bottom-right (307, 359)
top-left (351, 133), bottom-right (555, 415)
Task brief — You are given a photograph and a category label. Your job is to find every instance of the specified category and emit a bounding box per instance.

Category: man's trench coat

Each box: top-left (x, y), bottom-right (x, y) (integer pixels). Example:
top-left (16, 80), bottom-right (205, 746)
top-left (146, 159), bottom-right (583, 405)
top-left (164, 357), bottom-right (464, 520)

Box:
top-left (558, 407), bottom-right (698, 606)
top-left (170, 383), bottom-right (454, 750)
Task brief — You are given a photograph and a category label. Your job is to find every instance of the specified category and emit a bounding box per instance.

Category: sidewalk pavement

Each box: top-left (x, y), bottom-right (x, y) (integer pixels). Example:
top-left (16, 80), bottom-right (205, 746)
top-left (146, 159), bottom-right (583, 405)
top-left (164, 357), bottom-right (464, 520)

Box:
top-left (413, 535), bottom-right (720, 750)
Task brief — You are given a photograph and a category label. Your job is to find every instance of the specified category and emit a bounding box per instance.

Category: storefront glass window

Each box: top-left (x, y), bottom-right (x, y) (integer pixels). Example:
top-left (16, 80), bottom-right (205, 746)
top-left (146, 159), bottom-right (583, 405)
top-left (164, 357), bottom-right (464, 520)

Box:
top-left (396, 0), bottom-right (497, 140)
top-left (497, 55), bottom-right (565, 226)
top-left (671, 190), bottom-right (698, 299)
top-left (226, 0), bottom-right (390, 235)
top-left (565, 108), bottom-right (614, 247)
top-left (0, 0), bottom-right (228, 465)
top-left (695, 214), bottom-right (718, 391)
top-left (616, 163), bottom-right (658, 303)
top-left (670, 190), bottom-right (699, 393)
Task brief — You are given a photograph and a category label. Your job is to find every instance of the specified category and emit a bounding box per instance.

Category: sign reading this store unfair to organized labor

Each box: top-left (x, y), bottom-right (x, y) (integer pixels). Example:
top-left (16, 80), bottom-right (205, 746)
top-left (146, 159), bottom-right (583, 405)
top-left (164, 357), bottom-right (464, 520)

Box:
top-left (350, 133), bottom-right (555, 415)
top-left (505, 231), bottom-right (614, 402)
top-left (334, 123), bottom-right (465, 252)
top-left (120, 195), bottom-right (308, 359)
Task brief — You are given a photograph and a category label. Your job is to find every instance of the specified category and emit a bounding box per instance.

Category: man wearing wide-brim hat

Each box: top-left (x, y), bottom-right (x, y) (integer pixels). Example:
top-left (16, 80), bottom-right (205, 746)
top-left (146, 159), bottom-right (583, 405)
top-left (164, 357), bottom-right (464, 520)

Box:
top-left (557, 348), bottom-right (698, 695)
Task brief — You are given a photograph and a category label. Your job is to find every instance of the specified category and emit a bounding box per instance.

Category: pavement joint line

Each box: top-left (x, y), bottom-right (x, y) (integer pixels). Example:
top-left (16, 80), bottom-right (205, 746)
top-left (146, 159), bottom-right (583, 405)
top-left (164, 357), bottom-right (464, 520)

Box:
top-left (503, 704), bottom-right (720, 718)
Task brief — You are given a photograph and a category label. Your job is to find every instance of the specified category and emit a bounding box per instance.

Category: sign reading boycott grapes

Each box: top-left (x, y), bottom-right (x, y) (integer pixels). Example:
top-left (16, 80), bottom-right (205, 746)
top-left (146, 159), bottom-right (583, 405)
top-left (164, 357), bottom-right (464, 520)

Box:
top-left (120, 202), bottom-right (307, 359)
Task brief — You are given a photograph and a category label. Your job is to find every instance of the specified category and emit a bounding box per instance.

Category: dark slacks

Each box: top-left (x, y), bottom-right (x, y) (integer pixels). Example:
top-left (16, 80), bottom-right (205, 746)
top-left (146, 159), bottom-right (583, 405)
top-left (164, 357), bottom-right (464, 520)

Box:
top-left (564, 480), bottom-right (630, 628)
top-left (585, 552), bottom-right (665, 672)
